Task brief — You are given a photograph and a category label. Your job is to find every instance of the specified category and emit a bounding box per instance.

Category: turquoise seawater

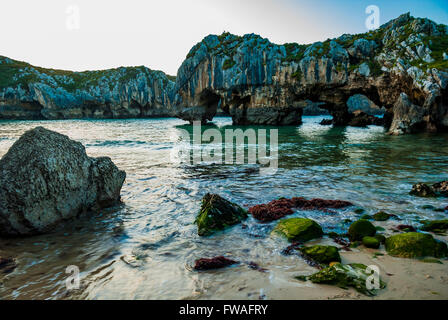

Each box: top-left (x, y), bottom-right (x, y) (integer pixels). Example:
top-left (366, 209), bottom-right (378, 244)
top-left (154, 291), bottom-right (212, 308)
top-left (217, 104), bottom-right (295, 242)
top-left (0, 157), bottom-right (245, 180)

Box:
top-left (0, 116), bottom-right (447, 299)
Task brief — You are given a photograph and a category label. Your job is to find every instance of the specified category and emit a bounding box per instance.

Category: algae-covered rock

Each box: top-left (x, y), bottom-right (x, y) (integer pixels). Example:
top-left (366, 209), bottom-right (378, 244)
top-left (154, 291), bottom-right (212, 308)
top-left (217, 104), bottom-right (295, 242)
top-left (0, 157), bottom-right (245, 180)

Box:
top-left (373, 211), bottom-right (391, 221)
top-left (362, 236), bottom-right (380, 249)
top-left (299, 245), bottom-right (341, 265)
top-left (374, 234), bottom-right (386, 244)
top-left (299, 263), bottom-right (386, 296)
top-left (360, 214), bottom-right (373, 220)
top-left (273, 218), bottom-right (323, 242)
top-left (420, 258), bottom-right (443, 264)
top-left (421, 220), bottom-right (448, 232)
top-left (385, 232), bottom-right (448, 258)
top-left (195, 194), bottom-right (247, 236)
top-left (348, 219), bottom-right (376, 241)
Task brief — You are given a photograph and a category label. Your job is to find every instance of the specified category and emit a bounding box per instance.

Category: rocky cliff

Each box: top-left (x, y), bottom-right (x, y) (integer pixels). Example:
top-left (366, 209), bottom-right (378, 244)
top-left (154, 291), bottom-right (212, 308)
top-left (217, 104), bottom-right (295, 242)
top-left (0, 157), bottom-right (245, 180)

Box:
top-left (1, 13), bottom-right (447, 134)
top-left (0, 58), bottom-right (176, 120)
top-left (174, 13), bottom-right (448, 134)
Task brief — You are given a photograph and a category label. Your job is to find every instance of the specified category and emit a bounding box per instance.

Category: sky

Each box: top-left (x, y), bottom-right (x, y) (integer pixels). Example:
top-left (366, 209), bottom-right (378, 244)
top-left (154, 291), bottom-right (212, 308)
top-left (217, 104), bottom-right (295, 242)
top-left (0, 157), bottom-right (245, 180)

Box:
top-left (1, 0), bottom-right (447, 75)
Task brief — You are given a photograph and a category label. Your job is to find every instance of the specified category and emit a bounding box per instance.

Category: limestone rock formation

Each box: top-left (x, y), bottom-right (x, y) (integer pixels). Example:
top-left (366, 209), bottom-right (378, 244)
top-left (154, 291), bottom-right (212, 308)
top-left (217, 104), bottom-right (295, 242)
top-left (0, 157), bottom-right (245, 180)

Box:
top-left (0, 127), bottom-right (126, 236)
top-left (0, 59), bottom-right (176, 120)
top-left (347, 94), bottom-right (385, 115)
top-left (173, 13), bottom-right (448, 133)
top-left (1, 13), bottom-right (447, 135)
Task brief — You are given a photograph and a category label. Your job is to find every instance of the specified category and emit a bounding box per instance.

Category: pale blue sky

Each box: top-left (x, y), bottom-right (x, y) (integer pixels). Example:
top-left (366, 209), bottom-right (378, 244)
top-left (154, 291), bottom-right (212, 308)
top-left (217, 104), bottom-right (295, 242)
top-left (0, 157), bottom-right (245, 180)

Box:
top-left (1, 0), bottom-right (447, 75)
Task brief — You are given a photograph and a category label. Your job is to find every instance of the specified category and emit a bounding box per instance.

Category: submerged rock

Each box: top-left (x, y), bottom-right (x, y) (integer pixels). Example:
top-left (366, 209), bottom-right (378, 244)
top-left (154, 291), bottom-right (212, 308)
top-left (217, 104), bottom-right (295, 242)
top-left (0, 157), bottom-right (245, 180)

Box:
top-left (193, 256), bottom-right (238, 271)
top-left (348, 220), bottom-right (376, 241)
top-left (195, 194), bottom-right (248, 236)
top-left (362, 236), bottom-right (381, 249)
top-left (395, 224), bottom-right (417, 232)
top-left (297, 263), bottom-right (386, 296)
top-left (273, 218), bottom-right (323, 242)
top-left (433, 181), bottom-right (448, 196)
top-left (348, 111), bottom-right (384, 127)
top-left (299, 245), bottom-right (341, 265)
top-left (410, 181), bottom-right (448, 197)
top-left (421, 220), bottom-right (448, 232)
top-left (320, 119), bottom-right (333, 126)
top-left (373, 211), bottom-right (391, 221)
top-left (385, 232), bottom-right (448, 258)
top-left (0, 127), bottom-right (126, 236)
top-left (410, 183), bottom-right (436, 197)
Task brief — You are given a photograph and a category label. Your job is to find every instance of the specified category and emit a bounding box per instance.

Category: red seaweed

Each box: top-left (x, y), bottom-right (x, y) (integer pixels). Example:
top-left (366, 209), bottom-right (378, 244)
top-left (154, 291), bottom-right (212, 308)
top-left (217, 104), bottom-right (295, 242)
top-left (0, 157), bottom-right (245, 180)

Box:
top-left (281, 242), bottom-right (303, 255)
top-left (193, 256), bottom-right (238, 271)
top-left (249, 197), bottom-right (353, 222)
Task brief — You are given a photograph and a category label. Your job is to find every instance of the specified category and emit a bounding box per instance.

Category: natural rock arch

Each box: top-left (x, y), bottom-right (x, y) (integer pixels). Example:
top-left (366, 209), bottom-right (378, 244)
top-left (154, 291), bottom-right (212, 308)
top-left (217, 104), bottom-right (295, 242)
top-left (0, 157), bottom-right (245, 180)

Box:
top-left (172, 13), bottom-right (448, 134)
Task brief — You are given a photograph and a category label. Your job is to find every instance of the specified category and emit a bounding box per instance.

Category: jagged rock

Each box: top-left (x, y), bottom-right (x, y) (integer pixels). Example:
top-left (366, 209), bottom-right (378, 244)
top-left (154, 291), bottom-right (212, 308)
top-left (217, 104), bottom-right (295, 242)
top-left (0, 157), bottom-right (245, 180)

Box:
top-left (348, 110), bottom-right (384, 127)
top-left (0, 59), bottom-right (176, 120)
top-left (173, 14), bottom-right (448, 133)
top-left (320, 119), bottom-right (333, 125)
top-left (388, 93), bottom-right (426, 135)
top-left (385, 232), bottom-right (448, 258)
top-left (2, 13), bottom-right (447, 134)
top-left (410, 183), bottom-right (436, 197)
top-left (301, 100), bottom-right (329, 115)
top-left (347, 94), bottom-right (385, 115)
top-left (433, 181), bottom-right (448, 196)
top-left (195, 194), bottom-right (247, 236)
top-left (410, 181), bottom-right (448, 197)
top-left (0, 127), bottom-right (126, 236)
top-left (297, 263), bottom-right (386, 296)
top-left (273, 218), bottom-right (323, 242)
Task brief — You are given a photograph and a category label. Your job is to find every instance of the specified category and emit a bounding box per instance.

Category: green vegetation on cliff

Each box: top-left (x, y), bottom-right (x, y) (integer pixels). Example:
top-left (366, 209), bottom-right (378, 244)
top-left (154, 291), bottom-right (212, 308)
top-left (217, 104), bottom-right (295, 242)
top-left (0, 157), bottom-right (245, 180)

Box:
top-left (0, 56), bottom-right (175, 92)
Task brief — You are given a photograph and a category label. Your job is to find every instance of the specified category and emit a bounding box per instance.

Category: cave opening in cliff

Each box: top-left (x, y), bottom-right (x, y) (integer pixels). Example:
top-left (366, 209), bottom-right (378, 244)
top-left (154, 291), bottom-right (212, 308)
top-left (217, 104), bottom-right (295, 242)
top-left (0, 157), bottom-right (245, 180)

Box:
top-left (198, 89), bottom-right (222, 121)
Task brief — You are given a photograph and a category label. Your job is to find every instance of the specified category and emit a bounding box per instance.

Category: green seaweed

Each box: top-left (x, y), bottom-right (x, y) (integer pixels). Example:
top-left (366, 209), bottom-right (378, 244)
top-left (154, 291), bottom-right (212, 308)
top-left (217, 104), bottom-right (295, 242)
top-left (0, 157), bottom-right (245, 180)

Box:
top-left (273, 218), bottom-right (323, 242)
top-left (298, 263), bottom-right (386, 296)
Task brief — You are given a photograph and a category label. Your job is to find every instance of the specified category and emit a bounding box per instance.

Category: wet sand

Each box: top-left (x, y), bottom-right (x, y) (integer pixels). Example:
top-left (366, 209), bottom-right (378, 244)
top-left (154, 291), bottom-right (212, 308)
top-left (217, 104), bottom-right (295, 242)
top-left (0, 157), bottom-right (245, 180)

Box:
top-left (192, 240), bottom-right (448, 300)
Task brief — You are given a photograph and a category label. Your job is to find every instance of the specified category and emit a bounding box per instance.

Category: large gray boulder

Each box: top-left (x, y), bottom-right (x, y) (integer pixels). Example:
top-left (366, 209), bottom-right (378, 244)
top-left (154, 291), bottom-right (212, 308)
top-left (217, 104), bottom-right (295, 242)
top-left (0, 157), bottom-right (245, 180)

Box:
top-left (388, 93), bottom-right (425, 135)
top-left (0, 127), bottom-right (126, 236)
